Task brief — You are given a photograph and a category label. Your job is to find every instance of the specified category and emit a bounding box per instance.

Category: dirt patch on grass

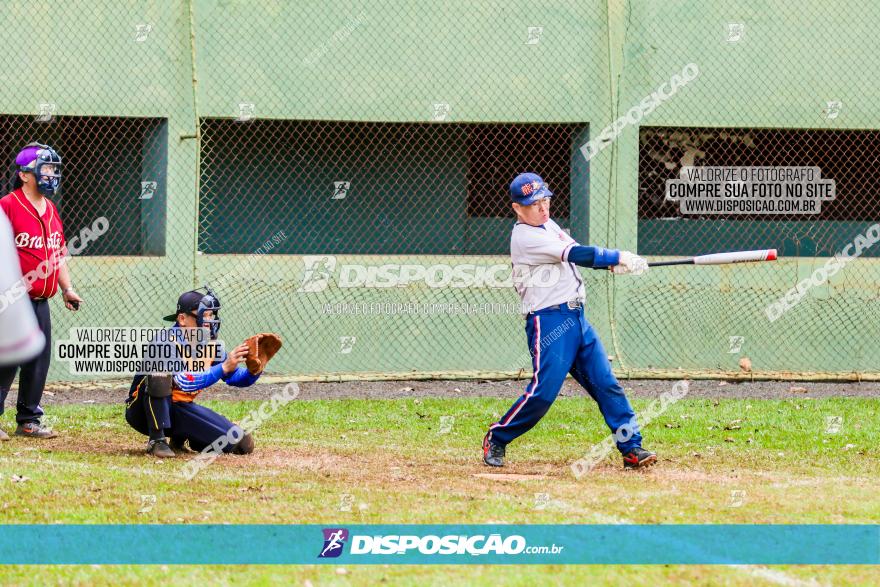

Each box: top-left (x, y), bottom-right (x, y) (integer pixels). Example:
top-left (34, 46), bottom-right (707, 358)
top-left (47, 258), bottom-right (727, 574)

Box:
top-left (218, 447), bottom-right (351, 475)
top-left (472, 473), bottom-right (550, 481)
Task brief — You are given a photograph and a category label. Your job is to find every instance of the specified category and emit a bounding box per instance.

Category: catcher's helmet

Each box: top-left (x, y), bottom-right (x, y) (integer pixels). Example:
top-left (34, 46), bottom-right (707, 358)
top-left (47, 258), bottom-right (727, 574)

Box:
top-left (163, 286), bottom-right (222, 339)
top-left (15, 143), bottom-right (62, 197)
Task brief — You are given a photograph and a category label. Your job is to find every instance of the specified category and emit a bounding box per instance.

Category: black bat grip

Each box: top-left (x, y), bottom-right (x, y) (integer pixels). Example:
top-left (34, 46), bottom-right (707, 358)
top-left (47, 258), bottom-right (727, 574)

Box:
top-left (646, 259), bottom-right (696, 267)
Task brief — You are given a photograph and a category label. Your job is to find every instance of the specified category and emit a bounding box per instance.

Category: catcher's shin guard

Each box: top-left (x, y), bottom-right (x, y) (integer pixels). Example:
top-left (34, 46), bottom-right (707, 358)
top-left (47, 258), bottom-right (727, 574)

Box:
top-left (146, 374), bottom-right (172, 397)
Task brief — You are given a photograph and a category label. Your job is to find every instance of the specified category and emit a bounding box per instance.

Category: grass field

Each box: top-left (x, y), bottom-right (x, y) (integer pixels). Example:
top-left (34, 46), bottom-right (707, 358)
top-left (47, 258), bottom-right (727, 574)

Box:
top-left (0, 393), bottom-right (877, 585)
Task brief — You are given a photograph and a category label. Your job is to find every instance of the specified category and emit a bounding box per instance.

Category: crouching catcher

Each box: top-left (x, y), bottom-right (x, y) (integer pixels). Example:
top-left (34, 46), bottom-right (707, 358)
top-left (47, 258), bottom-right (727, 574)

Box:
top-left (124, 287), bottom-right (282, 458)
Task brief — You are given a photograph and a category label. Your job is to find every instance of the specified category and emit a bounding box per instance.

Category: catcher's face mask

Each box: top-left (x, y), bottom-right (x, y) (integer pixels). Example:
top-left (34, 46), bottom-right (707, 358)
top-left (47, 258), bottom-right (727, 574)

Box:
top-left (16, 144), bottom-right (63, 197)
top-left (193, 287), bottom-right (221, 340)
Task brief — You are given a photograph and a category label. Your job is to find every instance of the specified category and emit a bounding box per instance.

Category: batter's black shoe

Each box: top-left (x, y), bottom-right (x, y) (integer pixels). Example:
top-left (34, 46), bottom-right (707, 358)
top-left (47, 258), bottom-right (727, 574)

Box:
top-left (482, 433), bottom-right (505, 467)
top-left (15, 422), bottom-right (58, 439)
top-left (146, 439), bottom-right (175, 458)
top-left (622, 447), bottom-right (657, 469)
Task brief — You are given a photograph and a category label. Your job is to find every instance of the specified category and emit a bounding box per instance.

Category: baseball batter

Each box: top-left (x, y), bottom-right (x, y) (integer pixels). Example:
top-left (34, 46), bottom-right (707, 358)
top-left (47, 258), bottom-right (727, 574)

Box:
top-left (482, 173), bottom-right (656, 469)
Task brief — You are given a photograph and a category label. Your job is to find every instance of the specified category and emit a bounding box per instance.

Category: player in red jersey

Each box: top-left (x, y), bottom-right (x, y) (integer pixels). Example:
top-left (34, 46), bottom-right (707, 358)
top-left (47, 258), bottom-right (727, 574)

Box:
top-left (0, 143), bottom-right (84, 439)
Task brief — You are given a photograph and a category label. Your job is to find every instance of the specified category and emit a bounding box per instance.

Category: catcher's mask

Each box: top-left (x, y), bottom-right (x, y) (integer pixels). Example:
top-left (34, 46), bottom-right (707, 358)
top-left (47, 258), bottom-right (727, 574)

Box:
top-left (163, 286), bottom-right (222, 340)
top-left (15, 143), bottom-right (62, 197)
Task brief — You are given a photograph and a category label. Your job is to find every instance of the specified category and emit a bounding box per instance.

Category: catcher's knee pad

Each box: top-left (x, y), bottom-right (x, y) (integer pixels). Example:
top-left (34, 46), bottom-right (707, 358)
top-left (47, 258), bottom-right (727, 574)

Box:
top-left (145, 374), bottom-right (172, 398)
top-left (233, 432), bottom-right (255, 455)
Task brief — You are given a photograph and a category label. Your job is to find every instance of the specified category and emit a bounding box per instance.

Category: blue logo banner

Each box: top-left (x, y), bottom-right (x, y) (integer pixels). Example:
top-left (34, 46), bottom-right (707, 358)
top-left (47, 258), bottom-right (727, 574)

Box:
top-left (0, 525), bottom-right (876, 565)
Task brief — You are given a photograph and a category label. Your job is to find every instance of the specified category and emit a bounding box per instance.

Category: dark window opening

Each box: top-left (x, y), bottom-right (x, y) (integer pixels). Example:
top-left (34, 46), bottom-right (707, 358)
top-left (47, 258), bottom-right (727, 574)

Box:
top-left (638, 127), bottom-right (880, 257)
top-left (199, 119), bottom-right (586, 255)
top-left (0, 115), bottom-right (167, 256)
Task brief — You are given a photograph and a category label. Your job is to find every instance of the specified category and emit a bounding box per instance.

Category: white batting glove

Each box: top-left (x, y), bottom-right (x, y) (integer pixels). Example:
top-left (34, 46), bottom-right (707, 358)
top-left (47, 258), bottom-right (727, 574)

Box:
top-left (611, 251), bottom-right (649, 276)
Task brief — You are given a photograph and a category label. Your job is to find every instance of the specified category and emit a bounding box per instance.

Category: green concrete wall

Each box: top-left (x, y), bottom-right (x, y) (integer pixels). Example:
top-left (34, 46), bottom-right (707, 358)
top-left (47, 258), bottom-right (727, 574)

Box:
top-left (0, 0), bottom-right (877, 381)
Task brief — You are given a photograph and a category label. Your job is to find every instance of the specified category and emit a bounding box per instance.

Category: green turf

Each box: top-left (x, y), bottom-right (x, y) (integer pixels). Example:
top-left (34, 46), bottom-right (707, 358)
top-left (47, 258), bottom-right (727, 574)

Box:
top-left (0, 396), bottom-right (877, 585)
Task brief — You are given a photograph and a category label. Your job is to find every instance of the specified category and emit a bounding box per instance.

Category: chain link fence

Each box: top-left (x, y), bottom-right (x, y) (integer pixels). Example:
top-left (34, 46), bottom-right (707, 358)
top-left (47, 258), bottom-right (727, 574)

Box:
top-left (190, 0), bottom-right (601, 378)
top-left (629, 124), bottom-right (880, 374)
top-left (199, 120), bottom-right (580, 255)
top-left (615, 1), bottom-right (880, 377)
top-left (1, 115), bottom-right (167, 256)
top-left (2, 0), bottom-right (879, 381)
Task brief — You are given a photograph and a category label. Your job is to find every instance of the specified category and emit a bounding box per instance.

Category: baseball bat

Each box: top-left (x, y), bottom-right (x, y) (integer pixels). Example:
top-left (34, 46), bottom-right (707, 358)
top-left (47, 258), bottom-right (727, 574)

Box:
top-left (647, 248), bottom-right (777, 267)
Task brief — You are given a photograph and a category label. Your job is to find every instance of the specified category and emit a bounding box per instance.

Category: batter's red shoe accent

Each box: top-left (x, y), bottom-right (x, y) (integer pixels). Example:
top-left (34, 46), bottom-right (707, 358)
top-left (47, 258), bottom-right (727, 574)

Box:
top-left (482, 433), bottom-right (505, 467)
top-left (622, 447), bottom-right (656, 469)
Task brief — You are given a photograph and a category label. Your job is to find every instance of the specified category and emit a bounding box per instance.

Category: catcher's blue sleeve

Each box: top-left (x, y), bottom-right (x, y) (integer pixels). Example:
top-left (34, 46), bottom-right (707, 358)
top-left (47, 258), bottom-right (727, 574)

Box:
top-left (222, 366), bottom-right (260, 387)
top-left (173, 363), bottom-right (226, 392)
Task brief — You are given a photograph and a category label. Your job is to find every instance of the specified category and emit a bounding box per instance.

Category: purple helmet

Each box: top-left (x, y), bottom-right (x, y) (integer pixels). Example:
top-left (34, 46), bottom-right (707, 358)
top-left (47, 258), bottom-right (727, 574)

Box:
top-left (16, 143), bottom-right (62, 197)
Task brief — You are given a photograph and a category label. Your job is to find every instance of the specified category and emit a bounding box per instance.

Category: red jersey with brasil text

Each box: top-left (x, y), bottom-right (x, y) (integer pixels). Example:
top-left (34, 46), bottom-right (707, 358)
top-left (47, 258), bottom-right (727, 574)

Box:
top-left (0, 189), bottom-right (66, 299)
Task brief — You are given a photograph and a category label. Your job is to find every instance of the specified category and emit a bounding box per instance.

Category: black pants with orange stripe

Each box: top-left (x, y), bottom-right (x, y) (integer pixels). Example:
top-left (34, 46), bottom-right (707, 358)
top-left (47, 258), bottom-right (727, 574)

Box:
top-left (0, 299), bottom-right (51, 424)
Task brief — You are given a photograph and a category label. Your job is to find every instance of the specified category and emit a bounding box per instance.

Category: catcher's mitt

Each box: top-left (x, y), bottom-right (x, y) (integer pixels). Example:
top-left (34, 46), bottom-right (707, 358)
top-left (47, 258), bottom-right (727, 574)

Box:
top-left (244, 333), bottom-right (283, 375)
